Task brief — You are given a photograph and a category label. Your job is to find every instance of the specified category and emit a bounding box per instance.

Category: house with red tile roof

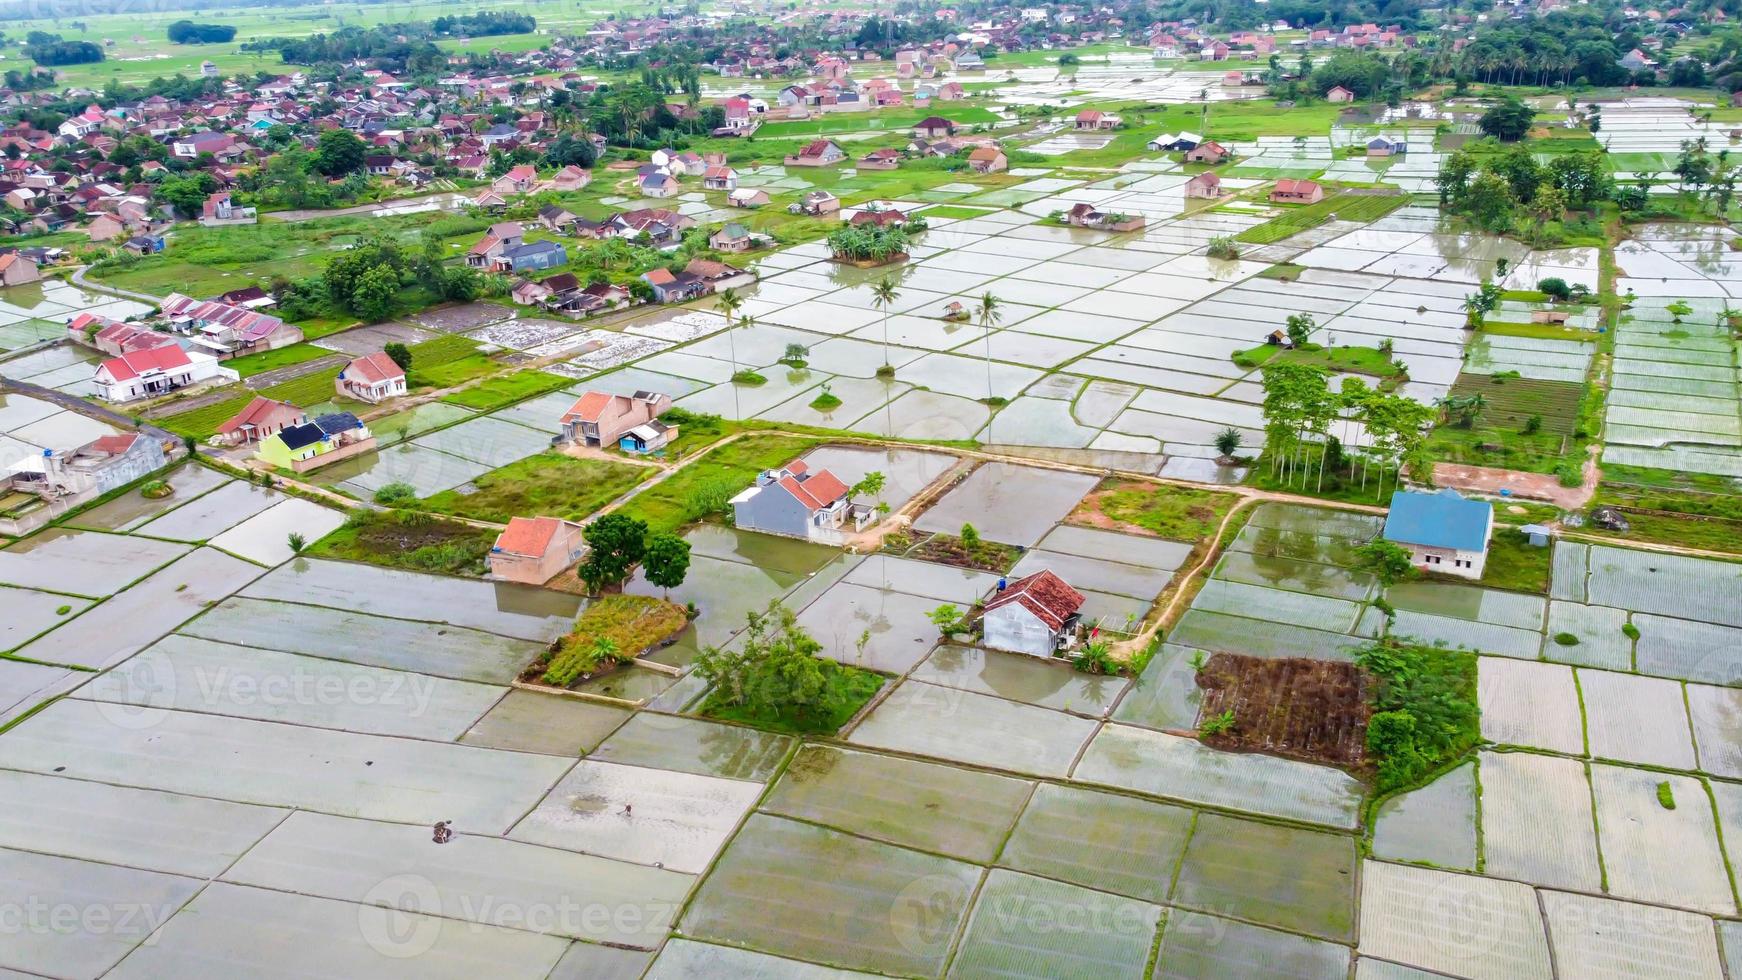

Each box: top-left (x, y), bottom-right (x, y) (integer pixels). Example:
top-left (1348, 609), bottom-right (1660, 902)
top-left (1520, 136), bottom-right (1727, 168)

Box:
top-left (488, 516), bottom-right (587, 584)
top-left (559, 390), bottom-right (672, 448)
top-left (214, 396), bottom-right (307, 446)
top-left (1270, 178), bottom-right (1324, 204)
top-left (980, 569), bottom-right (1086, 657)
top-left (784, 139), bottom-right (846, 167)
top-left (730, 458), bottom-right (872, 543)
top-left (335, 352), bottom-right (406, 404)
top-left (92, 345), bottom-right (231, 403)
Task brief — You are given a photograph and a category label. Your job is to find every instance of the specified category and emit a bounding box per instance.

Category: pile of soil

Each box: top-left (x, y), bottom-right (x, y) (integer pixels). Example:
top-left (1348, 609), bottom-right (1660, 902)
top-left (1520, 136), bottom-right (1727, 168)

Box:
top-left (1195, 653), bottom-right (1371, 770)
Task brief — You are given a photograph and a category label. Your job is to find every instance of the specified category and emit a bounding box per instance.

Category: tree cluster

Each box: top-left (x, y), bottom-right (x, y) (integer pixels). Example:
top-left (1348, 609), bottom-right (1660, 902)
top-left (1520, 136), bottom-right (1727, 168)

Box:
top-left (429, 12), bottom-right (535, 37)
top-left (24, 33), bottom-right (103, 66)
top-left (167, 21), bottom-right (237, 44)
top-left (1260, 363), bottom-right (1434, 498)
top-left (1435, 144), bottom-right (1613, 236)
top-left (826, 224), bottom-right (914, 263)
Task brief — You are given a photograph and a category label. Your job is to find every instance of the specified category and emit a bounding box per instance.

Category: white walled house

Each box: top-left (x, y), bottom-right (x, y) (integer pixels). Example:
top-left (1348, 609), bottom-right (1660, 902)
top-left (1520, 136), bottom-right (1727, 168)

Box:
top-left (1381, 488), bottom-right (1493, 580)
top-left (980, 570), bottom-right (1086, 658)
top-left (93, 346), bottom-right (233, 403)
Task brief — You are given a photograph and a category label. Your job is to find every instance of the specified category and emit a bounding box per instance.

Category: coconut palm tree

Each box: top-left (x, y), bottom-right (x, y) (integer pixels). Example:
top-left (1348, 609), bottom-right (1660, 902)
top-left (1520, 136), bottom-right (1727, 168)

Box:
top-left (977, 291), bottom-right (1002, 438)
top-left (870, 275), bottom-right (900, 375)
top-left (715, 287), bottom-right (743, 376)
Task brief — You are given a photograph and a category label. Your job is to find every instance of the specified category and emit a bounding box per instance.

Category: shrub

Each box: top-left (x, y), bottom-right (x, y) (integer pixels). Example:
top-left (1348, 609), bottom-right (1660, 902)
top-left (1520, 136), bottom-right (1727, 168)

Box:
top-left (1199, 710), bottom-right (1236, 737)
top-left (1538, 277), bottom-right (1571, 300)
top-left (1206, 235), bottom-right (1241, 260)
top-left (1622, 622), bottom-right (1641, 641)
top-left (1072, 641), bottom-right (1119, 675)
top-left (1358, 641), bottom-right (1479, 793)
top-left (373, 482), bottom-right (417, 505)
top-left (1552, 631), bottom-right (1580, 646)
top-left (1657, 780), bottom-right (1675, 810)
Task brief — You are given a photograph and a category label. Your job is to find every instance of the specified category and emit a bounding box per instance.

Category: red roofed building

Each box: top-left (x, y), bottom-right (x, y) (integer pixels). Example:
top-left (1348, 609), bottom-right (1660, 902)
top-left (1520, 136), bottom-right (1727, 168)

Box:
top-left (335, 352), bottom-right (406, 404)
top-left (730, 457), bottom-right (873, 543)
top-left (1270, 178), bottom-right (1325, 204)
top-left (214, 396), bottom-right (307, 446)
top-left (488, 516), bottom-right (587, 584)
top-left (559, 389), bottom-right (672, 448)
top-left (93, 344), bottom-right (230, 403)
top-left (784, 139), bottom-right (846, 167)
top-left (980, 569), bottom-right (1086, 657)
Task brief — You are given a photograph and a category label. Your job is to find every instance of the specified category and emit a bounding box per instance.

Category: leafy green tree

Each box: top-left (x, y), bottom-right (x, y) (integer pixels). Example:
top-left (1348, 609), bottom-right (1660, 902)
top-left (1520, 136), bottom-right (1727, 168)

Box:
top-left (641, 532), bottom-right (691, 595)
top-left (579, 513), bottom-right (647, 593)
top-left (928, 603), bottom-right (965, 638)
top-left (1285, 313), bottom-right (1314, 348)
top-left (1478, 97), bottom-right (1536, 141)
top-left (693, 600), bottom-right (849, 727)
top-left (156, 172), bottom-right (217, 218)
top-left (383, 342), bottom-right (412, 371)
top-left (350, 264), bottom-right (400, 323)
top-left (1354, 540), bottom-right (1418, 587)
top-left (311, 129), bottom-right (367, 177)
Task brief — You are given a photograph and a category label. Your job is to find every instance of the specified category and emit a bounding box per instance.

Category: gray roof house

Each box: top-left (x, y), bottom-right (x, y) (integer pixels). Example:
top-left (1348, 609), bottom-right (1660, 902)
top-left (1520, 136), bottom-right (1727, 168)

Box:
top-left (730, 459), bottom-right (872, 544)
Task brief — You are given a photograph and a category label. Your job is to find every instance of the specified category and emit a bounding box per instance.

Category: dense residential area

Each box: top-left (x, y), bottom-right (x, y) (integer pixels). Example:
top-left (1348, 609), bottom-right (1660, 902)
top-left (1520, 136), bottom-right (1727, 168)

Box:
top-left (2, 0), bottom-right (1742, 975)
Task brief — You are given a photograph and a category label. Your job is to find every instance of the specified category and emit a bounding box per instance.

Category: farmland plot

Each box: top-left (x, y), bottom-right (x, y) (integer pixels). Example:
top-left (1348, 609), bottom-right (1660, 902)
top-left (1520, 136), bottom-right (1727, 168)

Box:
top-left (1371, 761), bottom-right (1478, 871)
top-left (680, 815), bottom-right (981, 977)
top-left (1196, 654), bottom-right (1370, 767)
top-left (996, 783), bottom-right (1192, 903)
top-left (1479, 751), bottom-right (1602, 892)
top-left (1578, 670), bottom-right (1695, 768)
top-left (1589, 767), bottom-right (1734, 915)
top-left (1478, 659), bottom-right (1584, 754)
top-left (1154, 912), bottom-right (1352, 980)
top-left (1171, 813), bottom-right (1359, 942)
top-left (1540, 892), bottom-right (1725, 980)
top-left (948, 870), bottom-right (1162, 979)
top-left (1543, 601), bottom-right (1633, 670)
top-left (1358, 861), bottom-right (1553, 980)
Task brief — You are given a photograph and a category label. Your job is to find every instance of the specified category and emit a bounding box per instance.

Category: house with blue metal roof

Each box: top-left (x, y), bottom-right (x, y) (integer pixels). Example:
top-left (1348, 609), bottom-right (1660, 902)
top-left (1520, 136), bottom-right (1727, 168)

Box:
top-left (1382, 488), bottom-right (1493, 580)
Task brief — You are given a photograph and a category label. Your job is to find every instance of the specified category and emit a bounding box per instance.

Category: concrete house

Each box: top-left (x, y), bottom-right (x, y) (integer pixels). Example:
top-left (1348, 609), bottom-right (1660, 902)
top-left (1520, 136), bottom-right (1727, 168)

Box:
top-left (93, 346), bottom-right (231, 403)
top-left (560, 390), bottom-right (671, 448)
top-left (1270, 178), bottom-right (1325, 204)
top-left (494, 239), bottom-right (567, 273)
top-left (256, 412), bottom-right (377, 473)
top-left (729, 187), bottom-right (771, 208)
top-left (214, 396), bottom-right (306, 446)
top-left (0, 253), bottom-right (41, 285)
top-left (618, 419), bottom-right (676, 454)
top-left (335, 352), bottom-right (407, 404)
top-left (785, 139), bottom-right (846, 167)
top-left (488, 516), bottom-right (587, 585)
top-left (1184, 140), bottom-right (1231, 164)
top-left (980, 569), bottom-right (1086, 658)
top-left (913, 116), bottom-right (957, 138)
top-left (1326, 85), bottom-right (1356, 102)
top-left (967, 146), bottom-right (1007, 174)
top-left (1366, 136), bottom-right (1407, 157)
top-left (730, 459), bottom-right (872, 544)
top-left (1185, 171), bottom-right (1223, 199)
top-left (1382, 488), bottom-right (1493, 580)
top-left (796, 190), bottom-right (840, 215)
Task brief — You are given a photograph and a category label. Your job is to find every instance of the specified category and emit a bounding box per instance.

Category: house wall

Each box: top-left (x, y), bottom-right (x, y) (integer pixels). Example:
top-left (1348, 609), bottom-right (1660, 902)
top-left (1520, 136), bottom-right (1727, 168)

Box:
top-left (287, 436), bottom-right (377, 473)
top-left (982, 604), bottom-right (1057, 658)
top-left (733, 485), bottom-right (813, 539)
top-left (489, 524), bottom-right (585, 584)
top-left (1405, 543), bottom-right (1486, 580)
top-left (90, 439), bottom-right (168, 494)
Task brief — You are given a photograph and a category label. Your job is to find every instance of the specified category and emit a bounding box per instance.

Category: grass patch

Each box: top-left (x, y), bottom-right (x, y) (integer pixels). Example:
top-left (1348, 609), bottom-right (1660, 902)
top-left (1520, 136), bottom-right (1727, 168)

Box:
top-left (1235, 343), bottom-right (1403, 380)
top-left (1586, 508), bottom-right (1742, 556)
top-left (1479, 321), bottom-right (1599, 342)
top-left (307, 510), bottom-right (497, 576)
top-left (406, 335), bottom-right (499, 389)
top-left (528, 594), bottom-right (689, 687)
top-left (617, 433), bottom-right (827, 535)
top-left (440, 369), bottom-right (572, 411)
top-left (1235, 192), bottom-right (1407, 245)
top-left (1426, 373), bottom-right (1586, 474)
top-left (416, 452), bottom-right (649, 523)
top-left (1479, 528), bottom-right (1553, 594)
top-left (259, 366), bottom-right (349, 407)
top-left (1657, 780), bottom-right (1676, 810)
top-left (155, 389), bottom-right (257, 440)
top-left (920, 205), bottom-right (994, 219)
top-left (808, 391), bottom-right (843, 411)
top-left (699, 664), bottom-right (884, 735)
top-left (1358, 639), bottom-right (1480, 794)
top-left (1071, 478), bottom-right (1238, 542)
top-left (731, 370), bottom-right (768, 386)
top-left (223, 343), bottom-right (334, 378)
top-left (887, 531), bottom-right (1021, 573)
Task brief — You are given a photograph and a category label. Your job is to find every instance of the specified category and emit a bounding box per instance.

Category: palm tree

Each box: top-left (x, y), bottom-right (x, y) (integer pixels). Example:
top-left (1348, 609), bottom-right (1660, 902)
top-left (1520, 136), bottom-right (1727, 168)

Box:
top-left (871, 275), bottom-right (900, 375)
top-left (977, 291), bottom-right (1002, 438)
top-left (715, 287), bottom-right (744, 378)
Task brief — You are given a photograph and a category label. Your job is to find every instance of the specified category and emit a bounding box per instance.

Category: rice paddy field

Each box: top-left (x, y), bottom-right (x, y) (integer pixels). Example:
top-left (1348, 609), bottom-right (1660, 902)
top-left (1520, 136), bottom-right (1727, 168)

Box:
top-left (11, 84), bottom-right (1742, 976)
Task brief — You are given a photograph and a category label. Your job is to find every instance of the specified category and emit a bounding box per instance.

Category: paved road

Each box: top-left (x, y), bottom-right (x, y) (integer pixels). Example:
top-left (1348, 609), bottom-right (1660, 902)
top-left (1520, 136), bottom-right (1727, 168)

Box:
top-left (69, 265), bottom-right (162, 306)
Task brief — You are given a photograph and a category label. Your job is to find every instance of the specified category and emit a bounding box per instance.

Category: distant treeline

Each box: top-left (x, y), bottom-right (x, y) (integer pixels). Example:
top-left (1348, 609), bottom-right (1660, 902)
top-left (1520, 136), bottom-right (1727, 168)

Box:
top-left (242, 12), bottom-right (532, 67)
top-left (168, 20), bottom-right (238, 44)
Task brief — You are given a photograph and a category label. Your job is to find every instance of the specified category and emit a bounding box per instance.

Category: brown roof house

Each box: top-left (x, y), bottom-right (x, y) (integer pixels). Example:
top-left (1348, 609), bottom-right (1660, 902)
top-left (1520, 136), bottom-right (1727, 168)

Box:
top-left (0, 253), bottom-right (40, 286)
top-left (488, 516), bottom-right (587, 585)
top-left (730, 458), bottom-right (872, 544)
top-left (1184, 140), bottom-right (1231, 164)
top-left (560, 390), bottom-right (672, 448)
top-left (335, 352), bottom-right (407, 404)
top-left (967, 146), bottom-right (1007, 174)
top-left (1270, 178), bottom-right (1325, 204)
top-left (1185, 171), bottom-right (1222, 199)
top-left (1064, 202), bottom-right (1145, 232)
top-left (784, 139), bottom-right (846, 167)
top-left (214, 396), bottom-right (307, 447)
top-left (912, 116), bottom-right (957, 138)
top-left (980, 569), bottom-right (1085, 658)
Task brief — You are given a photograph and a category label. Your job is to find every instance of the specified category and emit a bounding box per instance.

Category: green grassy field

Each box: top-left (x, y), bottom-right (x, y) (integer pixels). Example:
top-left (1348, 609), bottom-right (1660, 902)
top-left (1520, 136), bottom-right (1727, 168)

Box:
top-left (618, 433), bottom-right (827, 535)
top-left (1235, 192), bottom-right (1407, 244)
top-left (754, 105), bottom-right (1001, 140)
top-left (223, 343), bottom-right (334, 378)
top-left (417, 452), bottom-right (649, 523)
top-left (440, 370), bottom-right (572, 411)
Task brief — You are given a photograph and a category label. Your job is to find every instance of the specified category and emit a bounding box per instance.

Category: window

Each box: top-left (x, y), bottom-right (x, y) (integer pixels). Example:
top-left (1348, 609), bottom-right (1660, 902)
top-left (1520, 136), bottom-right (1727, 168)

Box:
top-left (1426, 554), bottom-right (1441, 565)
